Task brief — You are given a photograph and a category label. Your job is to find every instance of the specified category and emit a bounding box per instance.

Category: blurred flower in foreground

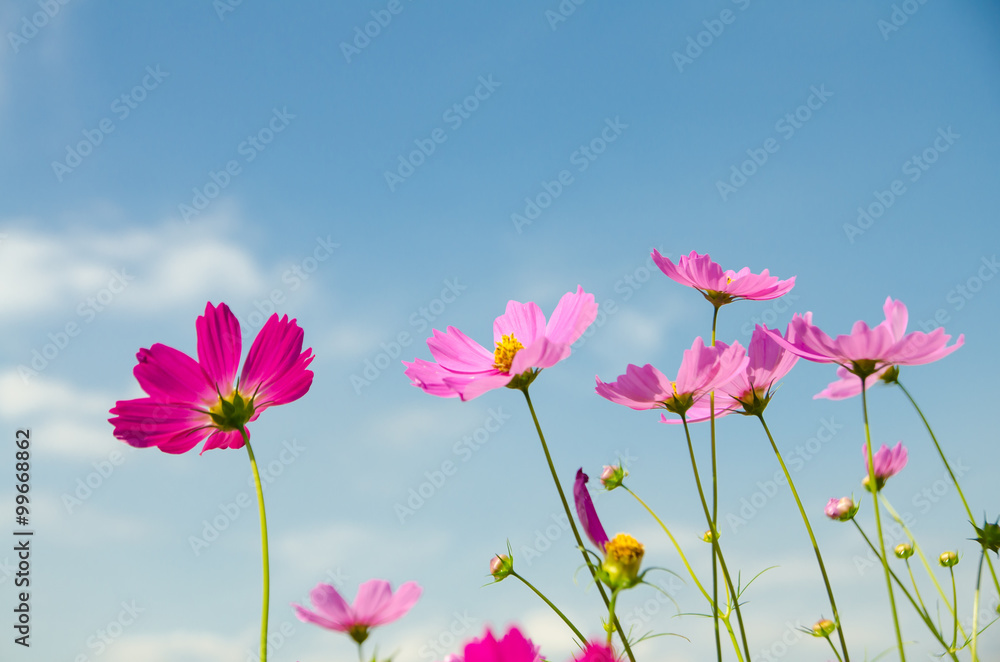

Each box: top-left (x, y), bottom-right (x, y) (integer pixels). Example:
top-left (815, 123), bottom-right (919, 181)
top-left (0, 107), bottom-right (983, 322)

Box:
top-left (600, 465), bottom-right (627, 490)
top-left (109, 302), bottom-right (314, 454)
top-left (824, 497), bottom-right (858, 522)
top-left (293, 579), bottom-right (421, 645)
top-left (441, 626), bottom-right (617, 662)
top-left (862, 442), bottom-right (908, 491)
top-left (652, 249), bottom-right (795, 307)
top-left (403, 286), bottom-right (597, 400)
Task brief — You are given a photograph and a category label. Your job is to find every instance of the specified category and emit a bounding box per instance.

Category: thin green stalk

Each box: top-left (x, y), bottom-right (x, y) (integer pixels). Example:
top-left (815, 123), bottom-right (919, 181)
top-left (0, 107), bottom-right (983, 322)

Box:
top-left (823, 634), bottom-right (845, 662)
top-left (948, 566), bottom-right (958, 650)
top-left (904, 560), bottom-right (930, 621)
top-left (852, 521), bottom-right (959, 662)
top-left (607, 589), bottom-right (620, 646)
top-left (682, 417), bottom-right (752, 662)
top-left (520, 388), bottom-right (636, 662)
top-left (709, 304), bottom-right (722, 662)
top-left (972, 550), bottom-right (985, 662)
top-left (357, 642), bottom-right (365, 662)
top-left (897, 381), bottom-right (1000, 599)
top-left (624, 486), bottom-right (744, 660)
top-left (509, 569), bottom-right (586, 643)
top-left (880, 497), bottom-right (967, 642)
top-left (243, 432), bottom-right (270, 662)
top-left (861, 382), bottom-right (906, 661)
top-left (757, 415), bottom-right (850, 661)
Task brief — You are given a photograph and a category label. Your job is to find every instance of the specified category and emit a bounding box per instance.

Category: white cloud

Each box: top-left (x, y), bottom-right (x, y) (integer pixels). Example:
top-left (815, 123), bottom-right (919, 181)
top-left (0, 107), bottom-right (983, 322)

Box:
top-left (0, 212), bottom-right (269, 320)
top-left (103, 629), bottom-right (254, 662)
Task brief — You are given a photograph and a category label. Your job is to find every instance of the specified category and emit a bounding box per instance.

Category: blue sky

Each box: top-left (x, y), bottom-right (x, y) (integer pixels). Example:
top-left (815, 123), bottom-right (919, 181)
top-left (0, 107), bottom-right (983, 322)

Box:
top-left (1, 1), bottom-right (999, 661)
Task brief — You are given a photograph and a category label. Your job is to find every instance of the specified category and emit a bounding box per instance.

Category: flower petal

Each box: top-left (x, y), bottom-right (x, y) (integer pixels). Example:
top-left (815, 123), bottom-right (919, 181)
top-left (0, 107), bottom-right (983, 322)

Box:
top-left (574, 469), bottom-right (609, 552)
top-left (133, 344), bottom-right (215, 404)
top-left (427, 327), bottom-right (495, 373)
top-left (196, 302), bottom-right (241, 396)
top-left (494, 301), bottom-right (546, 347)
top-left (544, 286), bottom-right (598, 345)
top-left (240, 313), bottom-right (314, 408)
top-left (368, 581), bottom-right (421, 626)
top-left (351, 579), bottom-right (393, 625)
top-left (108, 398), bottom-right (212, 454)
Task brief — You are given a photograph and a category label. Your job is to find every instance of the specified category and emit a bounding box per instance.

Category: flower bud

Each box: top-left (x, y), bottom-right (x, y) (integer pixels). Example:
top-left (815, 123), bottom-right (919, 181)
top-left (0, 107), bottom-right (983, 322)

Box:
top-left (701, 530), bottom-right (717, 543)
top-left (972, 517), bottom-right (1000, 555)
top-left (601, 533), bottom-right (645, 590)
top-left (489, 554), bottom-right (513, 581)
top-left (824, 496), bottom-right (858, 521)
top-left (894, 543), bottom-right (914, 559)
top-left (600, 464), bottom-right (627, 490)
top-left (811, 619), bottom-right (837, 638)
top-left (938, 551), bottom-right (959, 568)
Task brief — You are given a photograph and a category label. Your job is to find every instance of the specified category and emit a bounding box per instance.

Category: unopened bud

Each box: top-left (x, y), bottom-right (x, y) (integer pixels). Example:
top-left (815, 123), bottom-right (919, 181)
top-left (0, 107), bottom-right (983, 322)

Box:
top-left (824, 496), bottom-right (858, 521)
top-left (702, 530), bottom-right (717, 543)
top-left (601, 533), bottom-right (645, 590)
top-left (600, 464), bottom-right (628, 490)
top-left (894, 543), bottom-right (914, 559)
top-left (811, 619), bottom-right (837, 637)
top-left (490, 554), bottom-right (513, 580)
top-left (939, 551), bottom-right (959, 568)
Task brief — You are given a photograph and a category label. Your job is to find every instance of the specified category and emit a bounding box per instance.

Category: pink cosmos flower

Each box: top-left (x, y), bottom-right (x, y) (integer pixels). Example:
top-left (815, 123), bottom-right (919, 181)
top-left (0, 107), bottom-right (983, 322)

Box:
top-left (108, 302), bottom-right (314, 454)
top-left (595, 337), bottom-right (747, 420)
top-left (814, 365), bottom-right (894, 400)
top-left (293, 579), bottom-right (421, 645)
top-left (863, 442), bottom-right (908, 490)
top-left (652, 249), bottom-right (795, 307)
top-left (403, 286), bottom-right (597, 401)
top-left (770, 297), bottom-right (963, 381)
top-left (663, 325), bottom-right (798, 423)
top-left (442, 626), bottom-right (616, 662)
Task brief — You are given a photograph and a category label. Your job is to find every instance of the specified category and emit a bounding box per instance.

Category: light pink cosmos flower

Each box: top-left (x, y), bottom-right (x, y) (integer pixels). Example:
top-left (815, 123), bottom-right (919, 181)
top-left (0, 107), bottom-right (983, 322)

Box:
top-left (108, 302), bottom-right (314, 454)
top-left (771, 297), bottom-right (963, 381)
top-left (441, 626), bottom-right (616, 662)
top-left (652, 249), bottom-right (795, 307)
top-left (863, 442), bottom-right (908, 490)
top-left (595, 337), bottom-right (747, 420)
top-left (663, 325), bottom-right (798, 423)
top-left (404, 286), bottom-right (598, 401)
top-left (814, 365), bottom-right (894, 400)
top-left (293, 579), bottom-right (421, 645)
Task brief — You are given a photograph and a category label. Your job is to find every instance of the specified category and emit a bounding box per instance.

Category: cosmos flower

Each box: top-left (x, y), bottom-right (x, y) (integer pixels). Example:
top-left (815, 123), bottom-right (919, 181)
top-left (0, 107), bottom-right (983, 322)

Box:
top-left (403, 286), bottom-right (597, 400)
top-left (651, 249), bottom-right (795, 307)
top-left (293, 579), bottom-right (421, 645)
top-left (108, 302), bottom-right (313, 454)
top-left (770, 298), bottom-right (963, 381)
top-left (441, 626), bottom-right (617, 662)
top-left (595, 338), bottom-right (746, 421)
top-left (863, 442), bottom-right (908, 491)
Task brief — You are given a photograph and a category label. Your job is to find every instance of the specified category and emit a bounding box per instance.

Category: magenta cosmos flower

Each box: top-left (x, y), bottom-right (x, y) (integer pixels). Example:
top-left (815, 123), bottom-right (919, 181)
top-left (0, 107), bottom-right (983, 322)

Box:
top-left (293, 579), bottom-right (421, 644)
top-left (652, 249), bottom-right (795, 307)
top-left (403, 286), bottom-right (597, 401)
top-left (664, 325), bottom-right (798, 423)
top-left (772, 297), bottom-right (963, 382)
top-left (863, 441), bottom-right (908, 491)
top-left (108, 302), bottom-right (314, 454)
top-left (595, 337), bottom-right (747, 421)
top-left (442, 626), bottom-right (616, 662)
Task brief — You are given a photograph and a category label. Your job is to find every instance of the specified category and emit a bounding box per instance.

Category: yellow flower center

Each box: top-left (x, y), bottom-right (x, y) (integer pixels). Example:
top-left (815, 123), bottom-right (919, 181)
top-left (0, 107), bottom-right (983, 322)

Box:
top-left (601, 532), bottom-right (645, 589)
top-left (493, 334), bottom-right (524, 373)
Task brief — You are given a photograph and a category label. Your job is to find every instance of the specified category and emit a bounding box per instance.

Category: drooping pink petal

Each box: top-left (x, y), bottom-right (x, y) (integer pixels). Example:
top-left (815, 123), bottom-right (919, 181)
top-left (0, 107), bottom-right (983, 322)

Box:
top-left (544, 286), bottom-right (598, 345)
top-left (403, 358), bottom-right (466, 398)
top-left (427, 327), bottom-right (497, 373)
top-left (196, 302), bottom-right (241, 397)
top-left (200, 428), bottom-right (246, 453)
top-left (574, 469), bottom-right (609, 552)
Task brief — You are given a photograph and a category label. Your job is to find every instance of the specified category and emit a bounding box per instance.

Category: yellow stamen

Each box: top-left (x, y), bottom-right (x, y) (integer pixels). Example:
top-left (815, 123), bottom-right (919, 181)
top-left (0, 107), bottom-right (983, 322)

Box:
top-left (493, 334), bottom-right (524, 373)
top-left (602, 533), bottom-right (645, 590)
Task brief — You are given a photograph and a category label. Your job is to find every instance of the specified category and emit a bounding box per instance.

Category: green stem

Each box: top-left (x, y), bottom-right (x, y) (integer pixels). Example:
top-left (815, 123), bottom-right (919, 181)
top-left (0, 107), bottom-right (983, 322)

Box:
top-left (904, 560), bottom-right (930, 623)
top-left (824, 634), bottom-right (845, 662)
top-left (972, 551), bottom-right (985, 662)
top-left (624, 486), bottom-right (744, 660)
top-left (243, 432), bottom-right (270, 662)
top-left (520, 388), bottom-right (636, 662)
top-left (709, 306), bottom-right (722, 662)
top-left (880, 496), bottom-right (967, 641)
top-left (897, 380), bottom-right (1000, 599)
top-left (357, 642), bottom-right (365, 662)
top-left (861, 382), bottom-right (906, 661)
top-left (852, 521), bottom-right (959, 662)
top-left (510, 569), bottom-right (586, 643)
top-left (948, 566), bottom-right (958, 650)
top-left (682, 417), bottom-right (752, 662)
top-left (757, 415), bottom-right (850, 662)
top-left (607, 589), bottom-right (620, 647)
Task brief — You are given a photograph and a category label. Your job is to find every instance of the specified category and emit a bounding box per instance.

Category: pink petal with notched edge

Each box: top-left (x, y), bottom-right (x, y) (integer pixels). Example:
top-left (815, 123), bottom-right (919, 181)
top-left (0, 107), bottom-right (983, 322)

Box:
top-left (200, 428), bottom-right (246, 454)
top-left (494, 300), bottom-right (547, 347)
top-left (509, 336), bottom-right (571, 374)
top-left (240, 313), bottom-right (314, 407)
top-left (545, 286), bottom-right (598, 345)
top-left (427, 327), bottom-right (496, 373)
top-left (351, 579), bottom-right (393, 625)
top-left (109, 398), bottom-right (213, 451)
top-left (595, 363), bottom-right (675, 410)
top-left (370, 581), bottom-right (421, 625)
top-left (133, 344), bottom-right (215, 404)
top-left (445, 373), bottom-right (515, 402)
top-left (403, 358), bottom-right (466, 398)
top-left (197, 302), bottom-right (241, 398)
